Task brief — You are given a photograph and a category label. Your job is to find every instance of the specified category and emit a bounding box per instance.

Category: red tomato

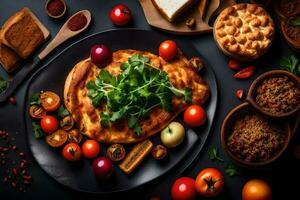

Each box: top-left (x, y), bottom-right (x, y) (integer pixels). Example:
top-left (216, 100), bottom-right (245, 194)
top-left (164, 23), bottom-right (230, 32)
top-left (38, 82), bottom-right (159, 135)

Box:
top-left (82, 140), bottom-right (100, 159)
top-left (183, 105), bottom-right (207, 127)
top-left (195, 168), bottom-right (224, 197)
top-left (228, 59), bottom-right (240, 70)
top-left (242, 179), bottom-right (272, 200)
top-left (159, 40), bottom-right (177, 61)
top-left (171, 177), bottom-right (197, 200)
top-left (234, 66), bottom-right (255, 79)
top-left (40, 115), bottom-right (59, 134)
top-left (63, 143), bottom-right (82, 161)
top-left (109, 5), bottom-right (132, 25)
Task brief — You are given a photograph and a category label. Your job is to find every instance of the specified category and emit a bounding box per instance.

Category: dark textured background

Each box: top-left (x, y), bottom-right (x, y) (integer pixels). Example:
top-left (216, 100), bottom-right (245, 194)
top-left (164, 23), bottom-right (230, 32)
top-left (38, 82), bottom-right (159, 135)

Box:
top-left (0, 0), bottom-right (299, 199)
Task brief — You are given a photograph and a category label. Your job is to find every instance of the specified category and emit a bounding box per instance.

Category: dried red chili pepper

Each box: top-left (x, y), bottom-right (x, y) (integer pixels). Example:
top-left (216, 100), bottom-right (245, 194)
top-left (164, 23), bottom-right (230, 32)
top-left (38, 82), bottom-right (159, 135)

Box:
top-left (235, 89), bottom-right (244, 100)
top-left (234, 66), bottom-right (255, 79)
top-left (228, 59), bottom-right (240, 70)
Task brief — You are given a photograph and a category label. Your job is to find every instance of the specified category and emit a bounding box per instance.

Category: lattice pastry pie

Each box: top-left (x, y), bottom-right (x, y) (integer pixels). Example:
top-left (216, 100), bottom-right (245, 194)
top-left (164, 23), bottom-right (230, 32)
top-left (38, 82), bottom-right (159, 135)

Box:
top-left (213, 3), bottom-right (274, 61)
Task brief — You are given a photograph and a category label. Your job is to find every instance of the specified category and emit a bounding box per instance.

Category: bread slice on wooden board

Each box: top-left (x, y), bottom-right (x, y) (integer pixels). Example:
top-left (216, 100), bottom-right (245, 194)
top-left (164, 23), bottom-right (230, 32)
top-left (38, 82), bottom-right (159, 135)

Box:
top-left (0, 8), bottom-right (50, 59)
top-left (151, 0), bottom-right (196, 22)
top-left (0, 40), bottom-right (21, 73)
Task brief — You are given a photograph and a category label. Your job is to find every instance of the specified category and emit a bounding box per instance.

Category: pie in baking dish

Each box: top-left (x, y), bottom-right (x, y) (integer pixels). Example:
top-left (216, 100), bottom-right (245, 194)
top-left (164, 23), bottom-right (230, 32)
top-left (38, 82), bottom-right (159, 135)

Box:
top-left (213, 3), bottom-right (275, 61)
top-left (64, 49), bottom-right (210, 144)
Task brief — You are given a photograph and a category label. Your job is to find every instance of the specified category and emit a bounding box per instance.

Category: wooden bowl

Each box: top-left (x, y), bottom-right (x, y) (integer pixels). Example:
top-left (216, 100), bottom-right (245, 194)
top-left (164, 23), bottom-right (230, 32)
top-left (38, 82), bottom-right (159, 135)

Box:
top-left (247, 70), bottom-right (300, 118)
top-left (221, 102), bottom-right (292, 168)
top-left (273, 0), bottom-right (300, 22)
top-left (45, 0), bottom-right (66, 19)
top-left (281, 16), bottom-right (300, 52)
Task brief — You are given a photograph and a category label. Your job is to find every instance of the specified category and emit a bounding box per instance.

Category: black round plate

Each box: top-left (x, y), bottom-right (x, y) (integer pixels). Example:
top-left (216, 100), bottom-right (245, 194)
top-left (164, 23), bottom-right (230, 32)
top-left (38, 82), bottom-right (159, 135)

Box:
top-left (24, 29), bottom-right (218, 193)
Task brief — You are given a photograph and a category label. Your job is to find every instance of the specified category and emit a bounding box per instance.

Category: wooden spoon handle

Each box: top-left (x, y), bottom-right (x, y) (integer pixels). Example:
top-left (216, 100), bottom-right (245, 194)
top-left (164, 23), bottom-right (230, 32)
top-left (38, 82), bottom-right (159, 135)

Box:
top-left (38, 33), bottom-right (67, 60)
top-left (0, 57), bottom-right (41, 103)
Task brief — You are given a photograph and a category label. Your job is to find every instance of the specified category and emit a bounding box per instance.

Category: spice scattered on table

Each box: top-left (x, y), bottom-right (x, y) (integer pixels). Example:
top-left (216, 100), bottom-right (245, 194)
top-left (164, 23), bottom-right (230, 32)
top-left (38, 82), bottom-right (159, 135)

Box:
top-left (0, 130), bottom-right (33, 192)
top-left (256, 76), bottom-right (300, 114)
top-left (46, 0), bottom-right (66, 18)
top-left (67, 13), bottom-right (88, 31)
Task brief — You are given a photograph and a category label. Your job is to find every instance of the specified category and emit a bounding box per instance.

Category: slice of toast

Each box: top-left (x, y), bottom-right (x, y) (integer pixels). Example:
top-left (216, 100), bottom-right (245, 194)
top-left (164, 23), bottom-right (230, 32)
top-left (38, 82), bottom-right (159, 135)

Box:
top-left (0, 8), bottom-right (50, 59)
top-left (151, 0), bottom-right (195, 22)
top-left (0, 29), bottom-right (21, 73)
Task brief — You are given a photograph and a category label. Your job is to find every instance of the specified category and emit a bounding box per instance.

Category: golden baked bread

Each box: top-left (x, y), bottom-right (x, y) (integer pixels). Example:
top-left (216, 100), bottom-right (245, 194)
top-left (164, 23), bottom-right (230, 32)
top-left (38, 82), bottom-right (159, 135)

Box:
top-left (64, 49), bottom-right (210, 144)
top-left (0, 8), bottom-right (50, 59)
top-left (213, 3), bottom-right (274, 61)
top-left (0, 36), bottom-right (21, 73)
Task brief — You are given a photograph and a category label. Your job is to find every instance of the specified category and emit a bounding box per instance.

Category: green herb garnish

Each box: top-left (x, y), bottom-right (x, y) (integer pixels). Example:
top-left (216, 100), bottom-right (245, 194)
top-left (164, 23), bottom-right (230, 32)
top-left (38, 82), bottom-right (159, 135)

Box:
top-left (29, 92), bottom-right (41, 105)
top-left (208, 146), bottom-right (224, 162)
top-left (0, 77), bottom-right (7, 94)
top-left (32, 122), bottom-right (44, 139)
top-left (87, 54), bottom-right (192, 135)
top-left (225, 163), bottom-right (239, 177)
top-left (279, 55), bottom-right (300, 76)
top-left (289, 17), bottom-right (300, 26)
top-left (58, 105), bottom-right (70, 118)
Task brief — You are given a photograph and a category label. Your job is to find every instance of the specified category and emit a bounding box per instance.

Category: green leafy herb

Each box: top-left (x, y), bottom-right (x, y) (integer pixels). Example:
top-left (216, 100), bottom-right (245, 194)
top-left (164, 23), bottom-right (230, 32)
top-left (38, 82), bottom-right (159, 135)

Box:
top-left (0, 77), bottom-right (7, 94)
top-left (58, 105), bottom-right (70, 118)
top-left (279, 55), bottom-right (300, 76)
top-left (208, 146), bottom-right (224, 162)
top-left (289, 17), bottom-right (300, 26)
top-left (32, 122), bottom-right (44, 139)
top-left (87, 54), bottom-right (192, 134)
top-left (29, 92), bottom-right (41, 105)
top-left (225, 163), bottom-right (239, 177)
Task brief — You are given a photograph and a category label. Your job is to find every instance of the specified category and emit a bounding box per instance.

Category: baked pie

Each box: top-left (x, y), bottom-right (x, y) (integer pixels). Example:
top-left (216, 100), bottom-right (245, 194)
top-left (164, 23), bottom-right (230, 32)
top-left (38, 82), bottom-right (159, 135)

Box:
top-left (213, 3), bottom-right (275, 61)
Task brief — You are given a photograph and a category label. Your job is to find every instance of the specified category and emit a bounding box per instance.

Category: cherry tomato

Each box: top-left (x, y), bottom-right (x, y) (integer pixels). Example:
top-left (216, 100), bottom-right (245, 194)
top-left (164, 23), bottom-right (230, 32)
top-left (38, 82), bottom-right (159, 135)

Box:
top-left (195, 168), bottom-right (224, 197)
top-left (228, 59), bottom-right (240, 70)
top-left (46, 129), bottom-right (67, 148)
top-left (242, 179), bottom-right (272, 200)
top-left (40, 115), bottom-right (59, 134)
top-left (82, 140), bottom-right (100, 159)
top-left (109, 5), bottom-right (132, 25)
top-left (63, 143), bottom-right (82, 161)
top-left (183, 105), bottom-right (207, 127)
top-left (40, 91), bottom-right (61, 111)
top-left (159, 40), bottom-right (177, 61)
top-left (29, 105), bottom-right (46, 119)
top-left (234, 66), bottom-right (255, 79)
top-left (171, 177), bottom-right (197, 200)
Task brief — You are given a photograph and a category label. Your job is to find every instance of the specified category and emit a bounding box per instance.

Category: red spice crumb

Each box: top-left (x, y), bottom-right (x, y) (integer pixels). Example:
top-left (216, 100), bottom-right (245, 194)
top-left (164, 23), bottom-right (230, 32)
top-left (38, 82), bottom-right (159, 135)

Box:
top-left (11, 181), bottom-right (17, 188)
top-left (3, 177), bottom-right (8, 183)
top-left (21, 169), bottom-right (26, 176)
top-left (20, 162), bottom-right (26, 169)
top-left (19, 152), bottom-right (25, 157)
top-left (12, 168), bottom-right (18, 176)
top-left (8, 97), bottom-right (16, 104)
top-left (12, 145), bottom-right (17, 151)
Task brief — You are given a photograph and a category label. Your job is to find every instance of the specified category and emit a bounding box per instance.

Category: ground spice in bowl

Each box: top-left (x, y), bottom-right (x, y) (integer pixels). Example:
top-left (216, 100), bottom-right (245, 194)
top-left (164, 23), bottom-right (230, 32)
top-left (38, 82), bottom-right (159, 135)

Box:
top-left (255, 76), bottom-right (300, 115)
top-left (46, 0), bottom-right (66, 18)
top-left (227, 114), bottom-right (286, 163)
top-left (67, 13), bottom-right (88, 31)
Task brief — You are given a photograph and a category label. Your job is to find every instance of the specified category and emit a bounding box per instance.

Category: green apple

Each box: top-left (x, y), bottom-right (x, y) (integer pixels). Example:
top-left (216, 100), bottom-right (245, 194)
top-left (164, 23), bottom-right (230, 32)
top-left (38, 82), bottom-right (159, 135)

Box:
top-left (160, 122), bottom-right (185, 148)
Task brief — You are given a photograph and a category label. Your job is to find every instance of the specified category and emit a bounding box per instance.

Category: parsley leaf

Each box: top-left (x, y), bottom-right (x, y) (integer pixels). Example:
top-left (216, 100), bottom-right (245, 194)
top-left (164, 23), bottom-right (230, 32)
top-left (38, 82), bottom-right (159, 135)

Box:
top-left (289, 17), bottom-right (300, 26)
top-left (0, 77), bottom-right (7, 94)
top-left (87, 54), bottom-right (192, 135)
top-left (225, 163), bottom-right (239, 177)
top-left (58, 105), bottom-right (70, 118)
top-left (279, 55), bottom-right (300, 76)
top-left (32, 122), bottom-right (44, 139)
top-left (29, 92), bottom-right (41, 106)
top-left (208, 146), bottom-right (224, 162)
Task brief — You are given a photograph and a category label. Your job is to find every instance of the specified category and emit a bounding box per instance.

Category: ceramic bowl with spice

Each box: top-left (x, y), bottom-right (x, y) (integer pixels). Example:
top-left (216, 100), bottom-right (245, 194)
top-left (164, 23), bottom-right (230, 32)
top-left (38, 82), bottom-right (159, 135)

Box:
top-left (247, 70), bottom-right (300, 118)
top-left (221, 102), bottom-right (292, 168)
top-left (45, 0), bottom-right (66, 19)
top-left (281, 16), bottom-right (300, 51)
top-left (274, 0), bottom-right (300, 21)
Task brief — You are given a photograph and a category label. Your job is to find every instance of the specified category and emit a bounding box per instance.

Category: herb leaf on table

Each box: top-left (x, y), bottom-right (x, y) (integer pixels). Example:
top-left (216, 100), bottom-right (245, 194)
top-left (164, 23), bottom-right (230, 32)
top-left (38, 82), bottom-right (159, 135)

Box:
top-left (87, 54), bottom-right (192, 134)
top-left (225, 163), bottom-right (239, 177)
top-left (0, 77), bottom-right (7, 93)
top-left (208, 146), bottom-right (224, 162)
top-left (279, 55), bottom-right (300, 76)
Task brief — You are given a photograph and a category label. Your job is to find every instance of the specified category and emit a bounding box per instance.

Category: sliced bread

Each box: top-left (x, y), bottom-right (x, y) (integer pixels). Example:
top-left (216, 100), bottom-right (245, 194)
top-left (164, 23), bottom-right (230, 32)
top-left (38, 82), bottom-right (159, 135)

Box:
top-left (0, 8), bottom-right (50, 59)
top-left (151, 0), bottom-right (196, 22)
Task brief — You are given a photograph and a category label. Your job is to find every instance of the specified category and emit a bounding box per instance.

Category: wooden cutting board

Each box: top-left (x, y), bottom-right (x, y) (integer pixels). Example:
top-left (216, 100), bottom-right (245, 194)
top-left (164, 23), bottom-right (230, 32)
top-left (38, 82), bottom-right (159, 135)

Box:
top-left (139, 0), bottom-right (236, 35)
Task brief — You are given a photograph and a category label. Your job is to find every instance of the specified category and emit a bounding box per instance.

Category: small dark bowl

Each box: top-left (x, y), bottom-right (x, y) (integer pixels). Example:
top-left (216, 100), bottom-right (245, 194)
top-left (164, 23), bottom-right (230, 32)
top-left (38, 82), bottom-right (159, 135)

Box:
top-left (45, 0), bottom-right (67, 19)
top-left (221, 102), bottom-right (292, 168)
top-left (247, 70), bottom-right (300, 118)
top-left (281, 16), bottom-right (300, 52)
